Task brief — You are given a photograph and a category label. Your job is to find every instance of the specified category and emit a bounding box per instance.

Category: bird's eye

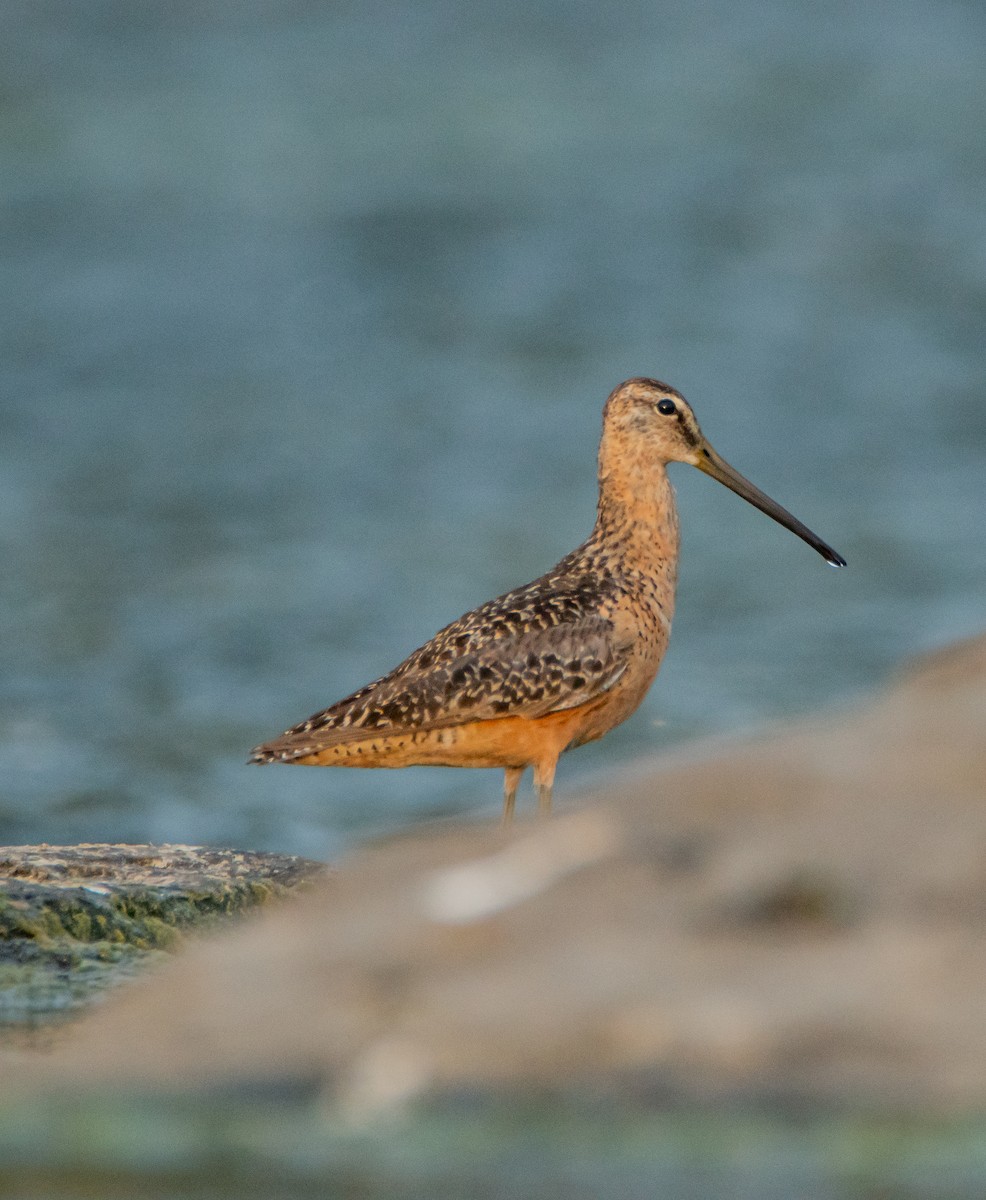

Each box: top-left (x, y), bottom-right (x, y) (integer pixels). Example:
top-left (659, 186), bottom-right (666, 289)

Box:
top-left (657, 399), bottom-right (677, 415)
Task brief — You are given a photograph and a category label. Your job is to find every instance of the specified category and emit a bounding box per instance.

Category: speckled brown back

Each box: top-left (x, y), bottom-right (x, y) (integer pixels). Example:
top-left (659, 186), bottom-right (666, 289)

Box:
top-left (249, 554), bottom-right (634, 762)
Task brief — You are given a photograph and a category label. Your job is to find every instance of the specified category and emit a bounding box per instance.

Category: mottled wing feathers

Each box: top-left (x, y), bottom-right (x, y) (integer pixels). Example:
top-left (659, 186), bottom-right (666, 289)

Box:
top-left (250, 577), bottom-right (631, 763)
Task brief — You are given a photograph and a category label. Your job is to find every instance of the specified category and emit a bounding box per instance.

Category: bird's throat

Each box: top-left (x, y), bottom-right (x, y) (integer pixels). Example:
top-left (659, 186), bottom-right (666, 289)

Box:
top-left (593, 455), bottom-right (681, 571)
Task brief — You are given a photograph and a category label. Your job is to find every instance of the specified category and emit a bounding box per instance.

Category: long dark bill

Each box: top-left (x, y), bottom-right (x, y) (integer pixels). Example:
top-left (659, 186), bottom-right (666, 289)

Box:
top-left (696, 445), bottom-right (847, 567)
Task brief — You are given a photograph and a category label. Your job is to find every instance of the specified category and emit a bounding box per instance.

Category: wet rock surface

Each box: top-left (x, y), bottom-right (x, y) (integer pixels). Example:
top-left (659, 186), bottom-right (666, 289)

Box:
top-left (0, 844), bottom-right (326, 1029)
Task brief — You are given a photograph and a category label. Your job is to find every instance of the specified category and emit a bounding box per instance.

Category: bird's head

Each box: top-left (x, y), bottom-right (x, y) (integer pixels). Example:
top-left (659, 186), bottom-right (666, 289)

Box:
top-left (602, 377), bottom-right (846, 567)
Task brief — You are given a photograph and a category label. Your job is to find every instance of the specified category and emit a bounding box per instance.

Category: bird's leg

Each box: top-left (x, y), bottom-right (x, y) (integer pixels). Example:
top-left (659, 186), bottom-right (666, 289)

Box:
top-left (533, 758), bottom-right (557, 818)
top-left (502, 765), bottom-right (523, 826)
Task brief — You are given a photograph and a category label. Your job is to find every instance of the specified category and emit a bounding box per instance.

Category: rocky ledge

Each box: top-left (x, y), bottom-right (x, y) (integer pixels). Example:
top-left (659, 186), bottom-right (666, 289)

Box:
top-left (0, 843), bottom-right (326, 1030)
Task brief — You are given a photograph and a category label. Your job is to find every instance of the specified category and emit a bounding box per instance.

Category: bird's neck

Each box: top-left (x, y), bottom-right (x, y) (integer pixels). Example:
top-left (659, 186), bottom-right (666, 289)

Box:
top-left (587, 435), bottom-right (681, 584)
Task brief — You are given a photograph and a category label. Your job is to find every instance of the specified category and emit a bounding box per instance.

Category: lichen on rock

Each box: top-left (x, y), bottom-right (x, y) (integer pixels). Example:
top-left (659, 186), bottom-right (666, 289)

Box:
top-left (0, 843), bottom-right (326, 1029)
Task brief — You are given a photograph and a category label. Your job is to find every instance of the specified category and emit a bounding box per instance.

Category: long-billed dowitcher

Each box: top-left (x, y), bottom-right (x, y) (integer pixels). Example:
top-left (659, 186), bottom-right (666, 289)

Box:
top-left (250, 378), bottom-right (845, 820)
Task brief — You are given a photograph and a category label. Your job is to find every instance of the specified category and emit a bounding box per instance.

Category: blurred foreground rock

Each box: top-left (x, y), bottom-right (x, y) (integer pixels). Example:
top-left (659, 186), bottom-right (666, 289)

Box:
top-left (0, 844), bottom-right (325, 1029)
top-left (2, 634), bottom-right (985, 1116)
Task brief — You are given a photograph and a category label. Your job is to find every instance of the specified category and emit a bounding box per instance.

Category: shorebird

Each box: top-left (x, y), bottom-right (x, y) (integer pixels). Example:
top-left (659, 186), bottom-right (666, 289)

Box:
top-left (250, 378), bottom-right (845, 820)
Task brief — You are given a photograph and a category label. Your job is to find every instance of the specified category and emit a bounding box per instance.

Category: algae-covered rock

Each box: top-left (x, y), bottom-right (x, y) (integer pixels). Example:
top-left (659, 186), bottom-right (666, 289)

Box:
top-left (0, 844), bottom-right (326, 1029)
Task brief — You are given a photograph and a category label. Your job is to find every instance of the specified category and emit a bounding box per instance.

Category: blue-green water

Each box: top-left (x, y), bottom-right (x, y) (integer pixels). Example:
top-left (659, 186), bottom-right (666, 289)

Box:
top-left (4, 1097), bottom-right (986, 1200)
top-left (1, 1), bottom-right (984, 860)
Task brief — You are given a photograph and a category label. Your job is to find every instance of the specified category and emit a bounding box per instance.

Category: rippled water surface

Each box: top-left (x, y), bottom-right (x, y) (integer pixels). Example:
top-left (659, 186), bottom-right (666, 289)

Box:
top-left (1, 1), bottom-right (984, 858)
